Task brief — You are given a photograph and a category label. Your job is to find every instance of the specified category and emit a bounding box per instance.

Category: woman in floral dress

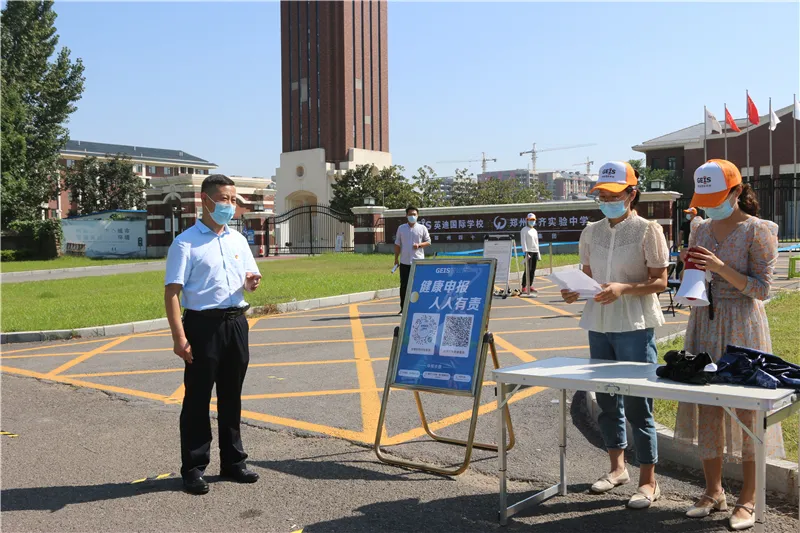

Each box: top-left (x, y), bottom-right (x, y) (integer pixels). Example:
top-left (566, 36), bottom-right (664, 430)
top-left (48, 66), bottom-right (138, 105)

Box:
top-left (676, 159), bottom-right (783, 531)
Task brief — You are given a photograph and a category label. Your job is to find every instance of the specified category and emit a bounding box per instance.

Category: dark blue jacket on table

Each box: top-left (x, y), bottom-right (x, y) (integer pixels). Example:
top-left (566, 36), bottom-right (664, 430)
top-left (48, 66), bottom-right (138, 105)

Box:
top-left (712, 345), bottom-right (800, 391)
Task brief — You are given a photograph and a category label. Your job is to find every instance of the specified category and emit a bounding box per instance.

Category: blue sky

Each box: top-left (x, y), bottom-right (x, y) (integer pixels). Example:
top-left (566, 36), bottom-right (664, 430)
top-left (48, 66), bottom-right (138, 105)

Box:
top-left (52, 1), bottom-right (799, 179)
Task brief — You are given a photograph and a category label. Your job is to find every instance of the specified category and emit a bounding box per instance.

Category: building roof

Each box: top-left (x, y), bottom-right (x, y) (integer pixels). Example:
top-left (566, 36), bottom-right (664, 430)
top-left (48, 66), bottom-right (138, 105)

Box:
top-left (632, 104), bottom-right (794, 153)
top-left (61, 140), bottom-right (216, 167)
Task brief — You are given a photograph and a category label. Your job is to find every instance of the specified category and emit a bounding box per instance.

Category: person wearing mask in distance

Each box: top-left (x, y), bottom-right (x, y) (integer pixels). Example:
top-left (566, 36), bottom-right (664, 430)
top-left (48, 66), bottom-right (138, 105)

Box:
top-left (675, 160), bottom-right (783, 531)
top-left (164, 174), bottom-right (262, 495)
top-left (561, 161), bottom-right (669, 509)
top-left (394, 206), bottom-right (431, 314)
top-left (681, 207), bottom-right (704, 249)
top-left (519, 213), bottom-right (541, 294)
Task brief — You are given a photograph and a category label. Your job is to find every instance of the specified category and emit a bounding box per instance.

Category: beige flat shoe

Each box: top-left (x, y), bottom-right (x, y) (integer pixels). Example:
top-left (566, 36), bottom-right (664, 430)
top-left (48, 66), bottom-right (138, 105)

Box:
top-left (627, 481), bottom-right (661, 509)
top-left (686, 492), bottom-right (728, 518)
top-left (590, 469), bottom-right (630, 494)
top-left (729, 504), bottom-right (755, 531)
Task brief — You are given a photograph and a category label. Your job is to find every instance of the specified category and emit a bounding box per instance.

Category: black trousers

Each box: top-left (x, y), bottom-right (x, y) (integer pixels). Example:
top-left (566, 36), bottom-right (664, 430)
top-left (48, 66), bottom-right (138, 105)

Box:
top-left (399, 263), bottom-right (411, 310)
top-left (521, 252), bottom-right (539, 287)
top-left (180, 312), bottom-right (249, 479)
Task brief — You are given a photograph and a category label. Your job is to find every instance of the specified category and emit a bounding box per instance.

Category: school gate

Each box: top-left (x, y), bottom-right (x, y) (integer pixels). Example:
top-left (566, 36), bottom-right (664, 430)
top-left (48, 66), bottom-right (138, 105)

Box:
top-left (268, 204), bottom-right (355, 255)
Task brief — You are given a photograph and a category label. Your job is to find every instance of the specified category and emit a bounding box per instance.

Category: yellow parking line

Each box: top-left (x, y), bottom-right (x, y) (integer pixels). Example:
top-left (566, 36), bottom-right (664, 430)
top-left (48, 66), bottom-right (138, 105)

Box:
top-left (675, 308), bottom-right (691, 316)
top-left (0, 351), bottom-right (87, 360)
top-left (494, 327), bottom-right (580, 335)
top-left (236, 388), bottom-right (382, 401)
top-left (100, 337), bottom-right (396, 354)
top-left (517, 296), bottom-right (578, 318)
top-left (383, 386), bottom-right (545, 445)
top-left (47, 336), bottom-right (132, 377)
top-left (165, 383), bottom-right (185, 405)
top-left (349, 304), bottom-right (384, 439)
top-left (60, 357), bottom-right (393, 379)
top-left (489, 313), bottom-right (582, 322)
top-left (0, 337), bottom-right (109, 355)
top-left (493, 335), bottom-right (536, 363)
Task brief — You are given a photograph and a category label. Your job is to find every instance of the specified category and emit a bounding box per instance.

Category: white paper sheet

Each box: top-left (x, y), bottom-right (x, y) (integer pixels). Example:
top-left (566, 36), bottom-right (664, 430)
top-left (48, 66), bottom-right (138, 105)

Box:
top-left (548, 269), bottom-right (603, 298)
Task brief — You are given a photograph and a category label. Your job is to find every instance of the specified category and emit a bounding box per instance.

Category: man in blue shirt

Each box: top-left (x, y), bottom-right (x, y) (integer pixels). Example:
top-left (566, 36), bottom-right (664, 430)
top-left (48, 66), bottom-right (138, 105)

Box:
top-left (165, 174), bottom-right (262, 495)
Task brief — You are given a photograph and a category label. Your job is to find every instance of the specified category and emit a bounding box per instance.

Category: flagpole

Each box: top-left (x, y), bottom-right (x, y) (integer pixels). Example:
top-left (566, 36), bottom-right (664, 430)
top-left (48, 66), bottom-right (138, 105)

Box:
top-left (794, 93), bottom-right (798, 241)
top-left (724, 103), bottom-right (728, 160)
top-left (769, 97), bottom-right (773, 180)
top-left (746, 90), bottom-right (751, 183)
top-left (704, 105), bottom-right (708, 161)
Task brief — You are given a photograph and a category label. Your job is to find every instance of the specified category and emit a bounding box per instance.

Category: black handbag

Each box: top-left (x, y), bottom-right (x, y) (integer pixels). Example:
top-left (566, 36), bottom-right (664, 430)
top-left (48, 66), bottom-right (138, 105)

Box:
top-left (656, 350), bottom-right (715, 385)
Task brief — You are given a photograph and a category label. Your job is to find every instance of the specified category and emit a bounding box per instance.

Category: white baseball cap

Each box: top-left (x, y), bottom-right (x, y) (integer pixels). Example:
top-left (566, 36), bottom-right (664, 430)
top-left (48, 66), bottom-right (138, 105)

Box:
top-left (690, 159), bottom-right (742, 208)
top-left (590, 161), bottom-right (639, 193)
top-left (526, 213), bottom-right (536, 220)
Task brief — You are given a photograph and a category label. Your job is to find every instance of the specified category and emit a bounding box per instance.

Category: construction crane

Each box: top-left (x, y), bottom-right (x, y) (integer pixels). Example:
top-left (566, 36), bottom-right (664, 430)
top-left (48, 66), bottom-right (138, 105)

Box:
top-left (573, 157), bottom-right (594, 175)
top-left (520, 143), bottom-right (597, 174)
top-left (436, 152), bottom-right (497, 174)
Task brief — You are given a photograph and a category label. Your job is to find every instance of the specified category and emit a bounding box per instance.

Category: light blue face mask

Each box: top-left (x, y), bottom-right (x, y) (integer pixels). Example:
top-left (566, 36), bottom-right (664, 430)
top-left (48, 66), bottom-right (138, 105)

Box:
top-left (685, 214), bottom-right (693, 221)
top-left (407, 215), bottom-right (417, 224)
top-left (205, 197), bottom-right (236, 226)
top-left (528, 220), bottom-right (536, 227)
top-left (598, 200), bottom-right (627, 219)
top-left (705, 198), bottom-right (734, 220)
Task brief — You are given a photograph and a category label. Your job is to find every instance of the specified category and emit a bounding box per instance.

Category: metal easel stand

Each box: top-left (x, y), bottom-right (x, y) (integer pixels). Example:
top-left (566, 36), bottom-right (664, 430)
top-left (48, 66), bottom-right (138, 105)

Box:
top-left (375, 331), bottom-right (516, 476)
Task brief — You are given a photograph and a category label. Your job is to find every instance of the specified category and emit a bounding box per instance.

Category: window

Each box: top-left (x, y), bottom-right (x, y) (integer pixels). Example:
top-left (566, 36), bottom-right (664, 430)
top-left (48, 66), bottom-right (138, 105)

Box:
top-left (180, 167), bottom-right (187, 174)
top-left (651, 159), bottom-right (660, 169)
top-left (65, 159), bottom-right (75, 168)
top-left (188, 168), bottom-right (194, 174)
top-left (134, 164), bottom-right (143, 173)
top-left (164, 167), bottom-right (172, 176)
top-left (196, 169), bottom-right (206, 175)
top-left (147, 165), bottom-right (156, 174)
top-left (667, 157), bottom-right (677, 171)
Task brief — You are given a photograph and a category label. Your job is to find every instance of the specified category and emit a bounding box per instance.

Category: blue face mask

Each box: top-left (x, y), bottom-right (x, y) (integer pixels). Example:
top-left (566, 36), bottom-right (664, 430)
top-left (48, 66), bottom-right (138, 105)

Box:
top-left (685, 214), bottom-right (693, 221)
top-left (705, 198), bottom-right (734, 220)
top-left (528, 220), bottom-right (536, 227)
top-left (407, 215), bottom-right (417, 224)
top-left (598, 200), bottom-right (627, 219)
top-left (205, 197), bottom-right (236, 226)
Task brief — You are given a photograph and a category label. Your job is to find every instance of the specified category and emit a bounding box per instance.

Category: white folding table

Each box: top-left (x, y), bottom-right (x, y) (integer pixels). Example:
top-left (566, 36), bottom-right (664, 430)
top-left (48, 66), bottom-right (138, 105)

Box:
top-left (493, 357), bottom-right (800, 533)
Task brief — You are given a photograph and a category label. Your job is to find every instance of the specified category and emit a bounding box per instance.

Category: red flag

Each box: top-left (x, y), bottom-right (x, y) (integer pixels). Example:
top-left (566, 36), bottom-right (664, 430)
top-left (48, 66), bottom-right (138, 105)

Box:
top-left (747, 95), bottom-right (760, 125)
top-left (725, 106), bottom-right (741, 132)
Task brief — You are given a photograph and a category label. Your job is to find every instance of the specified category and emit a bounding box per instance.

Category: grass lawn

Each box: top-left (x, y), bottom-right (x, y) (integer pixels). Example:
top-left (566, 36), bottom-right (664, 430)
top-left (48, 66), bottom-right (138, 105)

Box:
top-left (1, 252), bottom-right (581, 332)
top-left (0, 256), bottom-right (160, 273)
top-left (654, 291), bottom-right (800, 460)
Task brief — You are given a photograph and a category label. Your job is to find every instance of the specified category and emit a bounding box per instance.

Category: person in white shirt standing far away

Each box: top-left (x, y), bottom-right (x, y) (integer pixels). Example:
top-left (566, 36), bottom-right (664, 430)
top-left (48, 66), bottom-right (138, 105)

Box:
top-left (519, 213), bottom-right (541, 294)
top-left (164, 174), bottom-right (263, 496)
top-left (394, 206), bottom-right (431, 314)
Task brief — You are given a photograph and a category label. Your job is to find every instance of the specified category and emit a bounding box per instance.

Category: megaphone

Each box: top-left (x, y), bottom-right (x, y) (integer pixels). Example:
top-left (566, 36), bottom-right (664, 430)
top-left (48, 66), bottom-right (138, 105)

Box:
top-left (675, 249), bottom-right (709, 307)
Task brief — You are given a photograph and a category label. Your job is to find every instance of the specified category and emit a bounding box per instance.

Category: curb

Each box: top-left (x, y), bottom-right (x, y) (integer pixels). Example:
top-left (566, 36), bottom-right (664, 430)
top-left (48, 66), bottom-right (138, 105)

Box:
top-left (0, 287), bottom-right (401, 345)
top-left (0, 261), bottom-right (163, 281)
top-left (582, 391), bottom-right (799, 499)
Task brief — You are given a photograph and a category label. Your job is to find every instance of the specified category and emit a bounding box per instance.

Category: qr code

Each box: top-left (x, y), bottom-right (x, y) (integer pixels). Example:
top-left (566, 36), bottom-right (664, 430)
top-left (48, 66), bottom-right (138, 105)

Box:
top-left (407, 313), bottom-right (439, 355)
top-left (439, 314), bottom-right (474, 358)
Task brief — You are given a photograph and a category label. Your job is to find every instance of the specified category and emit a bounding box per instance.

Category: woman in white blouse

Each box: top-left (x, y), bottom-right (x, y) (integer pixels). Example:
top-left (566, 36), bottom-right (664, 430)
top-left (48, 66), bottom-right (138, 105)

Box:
top-left (561, 161), bottom-right (669, 509)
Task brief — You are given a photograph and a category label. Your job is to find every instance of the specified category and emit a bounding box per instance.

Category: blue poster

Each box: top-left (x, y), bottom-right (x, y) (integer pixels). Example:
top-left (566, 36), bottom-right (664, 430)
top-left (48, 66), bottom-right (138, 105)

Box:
top-left (391, 260), bottom-right (496, 395)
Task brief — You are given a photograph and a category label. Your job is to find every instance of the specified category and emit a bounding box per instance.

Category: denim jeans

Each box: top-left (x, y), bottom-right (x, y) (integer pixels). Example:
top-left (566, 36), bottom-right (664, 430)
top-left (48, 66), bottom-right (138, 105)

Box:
top-left (588, 328), bottom-right (658, 465)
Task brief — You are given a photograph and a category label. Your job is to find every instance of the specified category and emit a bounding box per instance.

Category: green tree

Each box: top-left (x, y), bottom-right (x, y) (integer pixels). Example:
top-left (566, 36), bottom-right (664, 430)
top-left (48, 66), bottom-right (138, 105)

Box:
top-left (63, 155), bottom-right (146, 215)
top-left (412, 165), bottom-right (446, 208)
top-left (447, 168), bottom-right (479, 207)
top-left (1, 1), bottom-right (85, 226)
top-left (630, 158), bottom-right (683, 193)
top-left (330, 164), bottom-right (420, 214)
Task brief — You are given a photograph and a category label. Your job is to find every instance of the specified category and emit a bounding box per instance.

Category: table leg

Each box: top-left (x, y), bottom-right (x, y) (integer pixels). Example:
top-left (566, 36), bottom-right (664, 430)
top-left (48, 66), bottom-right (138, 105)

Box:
top-left (498, 383), bottom-right (508, 526)
top-left (755, 410), bottom-right (766, 533)
top-left (559, 388), bottom-right (567, 496)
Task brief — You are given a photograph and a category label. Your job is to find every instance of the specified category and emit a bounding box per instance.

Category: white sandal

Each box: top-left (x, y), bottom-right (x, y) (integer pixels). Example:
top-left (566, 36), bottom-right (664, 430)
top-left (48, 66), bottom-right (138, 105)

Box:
top-left (686, 492), bottom-right (727, 518)
top-left (729, 504), bottom-right (755, 531)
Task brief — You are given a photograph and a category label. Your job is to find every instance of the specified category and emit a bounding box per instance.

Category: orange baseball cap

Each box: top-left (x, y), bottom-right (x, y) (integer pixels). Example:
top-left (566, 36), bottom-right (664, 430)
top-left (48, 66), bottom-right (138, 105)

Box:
top-left (690, 159), bottom-right (742, 208)
top-left (590, 161), bottom-right (639, 193)
top-left (683, 207), bottom-right (698, 215)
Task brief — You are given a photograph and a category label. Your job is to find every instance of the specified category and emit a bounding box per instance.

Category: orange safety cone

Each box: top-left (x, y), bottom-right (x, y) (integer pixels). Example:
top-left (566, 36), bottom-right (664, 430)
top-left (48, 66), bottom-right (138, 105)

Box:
top-left (258, 245), bottom-right (265, 257)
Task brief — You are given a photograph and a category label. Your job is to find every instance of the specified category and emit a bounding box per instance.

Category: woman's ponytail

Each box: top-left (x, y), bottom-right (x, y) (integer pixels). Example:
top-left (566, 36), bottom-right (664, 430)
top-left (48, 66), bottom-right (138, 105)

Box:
top-left (737, 183), bottom-right (759, 216)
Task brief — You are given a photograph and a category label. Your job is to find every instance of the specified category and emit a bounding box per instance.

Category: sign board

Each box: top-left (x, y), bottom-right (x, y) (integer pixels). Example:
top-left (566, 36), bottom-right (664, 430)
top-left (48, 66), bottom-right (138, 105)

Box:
top-left (483, 239), bottom-right (513, 287)
top-left (61, 219), bottom-right (147, 258)
top-left (245, 229), bottom-right (255, 244)
top-left (335, 233), bottom-right (344, 252)
top-left (164, 217), bottom-right (172, 233)
top-left (389, 259), bottom-right (496, 396)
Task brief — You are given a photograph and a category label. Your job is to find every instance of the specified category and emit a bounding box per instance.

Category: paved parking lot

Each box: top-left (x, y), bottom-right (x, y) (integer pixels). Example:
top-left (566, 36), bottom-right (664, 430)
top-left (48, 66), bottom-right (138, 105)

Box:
top-left (0, 282), bottom-right (691, 446)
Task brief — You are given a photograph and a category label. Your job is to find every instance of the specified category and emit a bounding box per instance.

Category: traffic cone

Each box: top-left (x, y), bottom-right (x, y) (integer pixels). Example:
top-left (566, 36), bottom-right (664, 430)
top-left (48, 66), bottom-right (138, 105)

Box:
top-left (258, 245), bottom-right (265, 257)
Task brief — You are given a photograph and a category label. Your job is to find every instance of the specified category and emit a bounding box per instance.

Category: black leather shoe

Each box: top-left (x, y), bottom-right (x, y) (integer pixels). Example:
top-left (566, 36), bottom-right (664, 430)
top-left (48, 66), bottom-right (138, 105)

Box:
top-left (220, 467), bottom-right (259, 484)
top-left (182, 476), bottom-right (209, 495)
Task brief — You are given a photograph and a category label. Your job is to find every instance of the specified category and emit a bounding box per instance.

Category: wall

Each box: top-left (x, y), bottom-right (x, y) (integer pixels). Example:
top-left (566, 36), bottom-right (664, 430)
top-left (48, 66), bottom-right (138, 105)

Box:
top-left (62, 218), bottom-right (147, 258)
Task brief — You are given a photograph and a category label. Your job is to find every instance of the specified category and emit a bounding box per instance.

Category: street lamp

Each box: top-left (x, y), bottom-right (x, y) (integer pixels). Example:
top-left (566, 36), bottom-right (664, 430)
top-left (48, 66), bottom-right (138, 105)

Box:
top-left (649, 179), bottom-right (665, 191)
top-left (363, 196), bottom-right (376, 206)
